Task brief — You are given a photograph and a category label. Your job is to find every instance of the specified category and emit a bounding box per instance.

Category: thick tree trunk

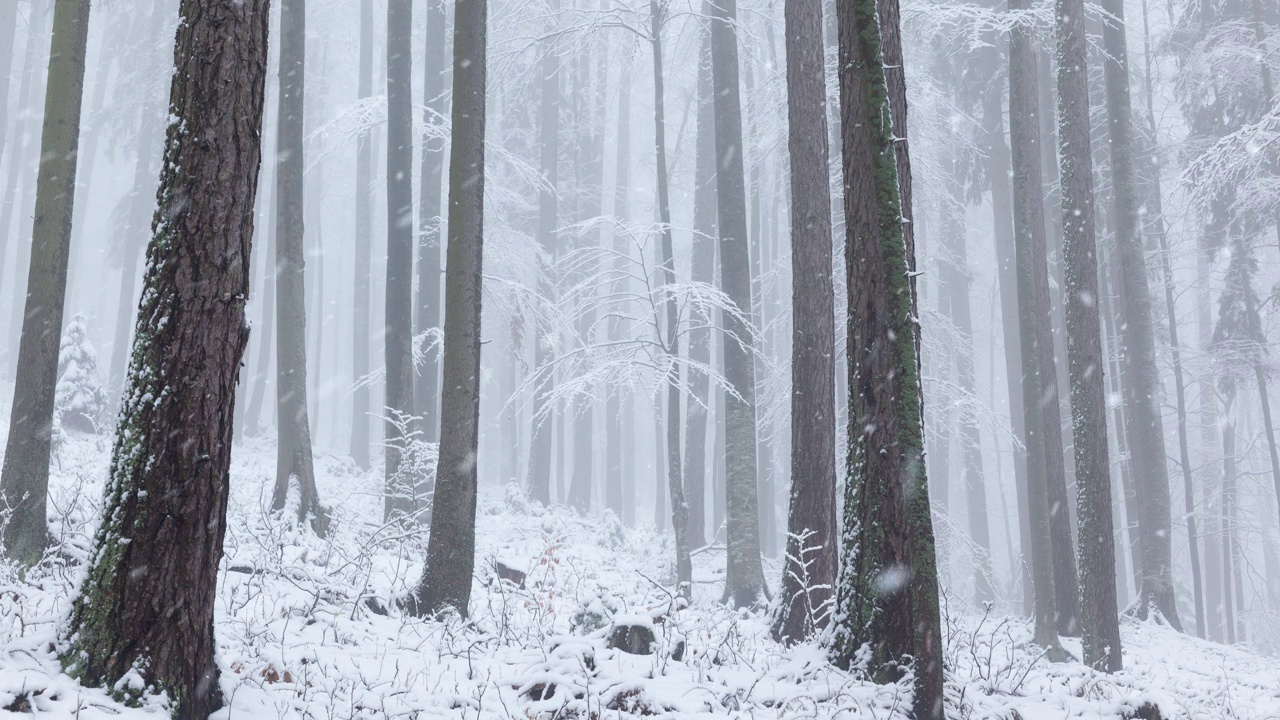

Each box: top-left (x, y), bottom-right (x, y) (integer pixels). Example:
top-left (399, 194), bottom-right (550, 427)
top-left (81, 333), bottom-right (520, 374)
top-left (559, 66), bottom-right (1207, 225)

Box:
top-left (772, 0), bottom-right (837, 645)
top-left (351, 0), bottom-right (374, 469)
top-left (831, 0), bottom-right (945, 713)
top-left (415, 0), bottom-right (447, 445)
top-left (0, 0), bottom-right (90, 568)
top-left (384, 0), bottom-right (416, 520)
top-left (63, 4), bottom-right (269, 715)
top-left (650, 0), bottom-right (691, 596)
top-left (411, 0), bottom-right (486, 616)
top-left (683, 14), bottom-right (715, 548)
top-left (1097, 0), bottom-right (1180, 631)
top-left (1009, 0), bottom-right (1069, 653)
top-left (272, 0), bottom-right (325, 532)
top-left (708, 0), bottom-right (767, 609)
top-left (1059, 0), bottom-right (1122, 669)
top-left (527, 32), bottom-right (559, 506)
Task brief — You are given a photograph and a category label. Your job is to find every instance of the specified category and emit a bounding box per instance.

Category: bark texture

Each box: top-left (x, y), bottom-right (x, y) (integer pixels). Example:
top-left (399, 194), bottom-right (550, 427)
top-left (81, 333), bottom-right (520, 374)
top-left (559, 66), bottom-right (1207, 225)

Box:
top-left (64, 3), bottom-right (269, 716)
top-left (708, 0), bottom-right (767, 609)
top-left (412, 0), bottom-right (487, 616)
top-left (831, 0), bottom-right (945, 714)
top-left (0, 0), bottom-right (91, 568)
top-left (1060, 0), bottom-right (1122, 670)
top-left (773, 0), bottom-right (837, 645)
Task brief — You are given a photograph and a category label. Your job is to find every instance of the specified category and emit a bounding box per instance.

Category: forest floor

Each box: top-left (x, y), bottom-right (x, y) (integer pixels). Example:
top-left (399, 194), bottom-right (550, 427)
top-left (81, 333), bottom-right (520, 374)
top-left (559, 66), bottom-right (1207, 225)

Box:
top-left (0, 431), bottom-right (1277, 719)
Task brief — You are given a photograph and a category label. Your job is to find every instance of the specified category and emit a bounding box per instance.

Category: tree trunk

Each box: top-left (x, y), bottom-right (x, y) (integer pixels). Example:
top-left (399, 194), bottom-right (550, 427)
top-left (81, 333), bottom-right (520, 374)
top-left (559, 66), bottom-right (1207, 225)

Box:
top-left (942, 165), bottom-right (995, 606)
top-left (384, 0), bottom-right (416, 520)
top-left (2, 4), bottom-right (50, 378)
top-left (0, 0), bottom-right (90, 568)
top-left (606, 44), bottom-right (633, 521)
top-left (527, 28), bottom-right (558, 506)
top-left (411, 0), bottom-right (486, 616)
top-left (982, 67), bottom-right (1034, 616)
top-left (272, 0), bottom-right (325, 533)
top-left (415, 0), bottom-right (447, 445)
top-left (649, 0), bottom-right (691, 595)
top-left (708, 0), bottom-right (767, 609)
top-left (1009, 0), bottom-right (1068, 653)
top-left (831, 0), bottom-right (944, 713)
top-left (64, 4), bottom-right (269, 714)
top-left (1221, 405), bottom-right (1237, 644)
top-left (1097, 0), bottom-right (1180, 631)
top-left (0, 0), bottom-right (17, 167)
top-left (683, 12), bottom-right (715, 548)
top-left (1058, 0), bottom-right (1122, 668)
top-left (351, 0), bottom-right (374, 469)
top-left (772, 0), bottom-right (837, 645)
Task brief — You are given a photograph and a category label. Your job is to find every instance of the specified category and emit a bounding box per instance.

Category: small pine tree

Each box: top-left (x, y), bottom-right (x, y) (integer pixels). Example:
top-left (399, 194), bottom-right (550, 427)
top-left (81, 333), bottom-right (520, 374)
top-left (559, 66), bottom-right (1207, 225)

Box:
top-left (55, 314), bottom-right (106, 434)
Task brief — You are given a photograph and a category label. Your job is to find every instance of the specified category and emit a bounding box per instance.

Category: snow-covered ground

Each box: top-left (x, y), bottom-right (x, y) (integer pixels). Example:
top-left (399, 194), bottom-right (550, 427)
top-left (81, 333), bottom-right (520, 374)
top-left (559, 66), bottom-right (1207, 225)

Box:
top-left (1, 432), bottom-right (1278, 719)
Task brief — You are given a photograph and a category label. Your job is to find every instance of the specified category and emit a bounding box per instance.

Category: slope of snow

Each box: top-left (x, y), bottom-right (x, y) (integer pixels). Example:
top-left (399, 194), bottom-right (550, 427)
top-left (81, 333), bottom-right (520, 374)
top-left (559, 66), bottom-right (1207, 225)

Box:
top-left (0, 433), bottom-right (1276, 718)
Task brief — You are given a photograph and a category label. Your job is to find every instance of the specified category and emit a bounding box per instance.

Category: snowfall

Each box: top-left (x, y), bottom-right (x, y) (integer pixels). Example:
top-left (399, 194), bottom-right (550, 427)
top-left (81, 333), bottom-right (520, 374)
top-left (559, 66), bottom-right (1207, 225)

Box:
top-left (0, 427), bottom-right (1278, 719)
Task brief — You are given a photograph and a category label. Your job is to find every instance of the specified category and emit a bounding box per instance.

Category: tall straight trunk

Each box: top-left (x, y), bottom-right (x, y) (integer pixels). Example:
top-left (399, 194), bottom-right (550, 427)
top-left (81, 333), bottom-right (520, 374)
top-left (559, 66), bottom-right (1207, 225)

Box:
top-left (384, 0), bottom-right (416, 519)
top-left (415, 0), bottom-right (447, 443)
top-left (412, 0), bottom-right (486, 616)
top-left (64, 3), bottom-right (270, 714)
top-left (650, 0), bottom-right (691, 594)
top-left (832, 0), bottom-right (945, 713)
top-left (773, 0), bottom-right (837, 644)
top-left (708, 0), bottom-right (767, 608)
top-left (982, 69), bottom-right (1034, 616)
top-left (1009, 0), bottom-right (1068, 652)
top-left (1221, 407), bottom-right (1237, 644)
top-left (683, 15), bottom-right (715, 548)
top-left (3, 5), bottom-right (50, 376)
top-left (1141, 0), bottom-right (1201, 632)
top-left (1058, 0), bottom-right (1122, 669)
top-left (527, 33), bottom-right (559, 506)
top-left (0, 0), bottom-right (20, 295)
top-left (1198, 236), bottom-right (1224, 642)
top-left (64, 44), bottom-right (110, 300)
top-left (272, 0), bottom-right (324, 532)
top-left (1097, 0), bottom-right (1179, 630)
top-left (245, 173), bottom-right (278, 434)
top-left (0, 0), bottom-right (17, 166)
top-left (942, 168), bottom-right (995, 606)
top-left (351, 0), bottom-right (373, 469)
top-left (606, 46), bottom-right (632, 521)
top-left (0, 0), bottom-right (90, 568)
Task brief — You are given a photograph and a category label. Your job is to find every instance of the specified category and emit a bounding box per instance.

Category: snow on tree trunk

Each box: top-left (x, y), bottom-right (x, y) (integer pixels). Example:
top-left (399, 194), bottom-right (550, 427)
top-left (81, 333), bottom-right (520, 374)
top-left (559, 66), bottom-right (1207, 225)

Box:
top-left (63, 2), bottom-right (270, 715)
top-left (1061, 0), bottom-right (1124, 670)
top-left (830, 0), bottom-right (945, 714)
top-left (0, 0), bottom-right (90, 568)
top-left (411, 0), bottom-right (487, 616)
